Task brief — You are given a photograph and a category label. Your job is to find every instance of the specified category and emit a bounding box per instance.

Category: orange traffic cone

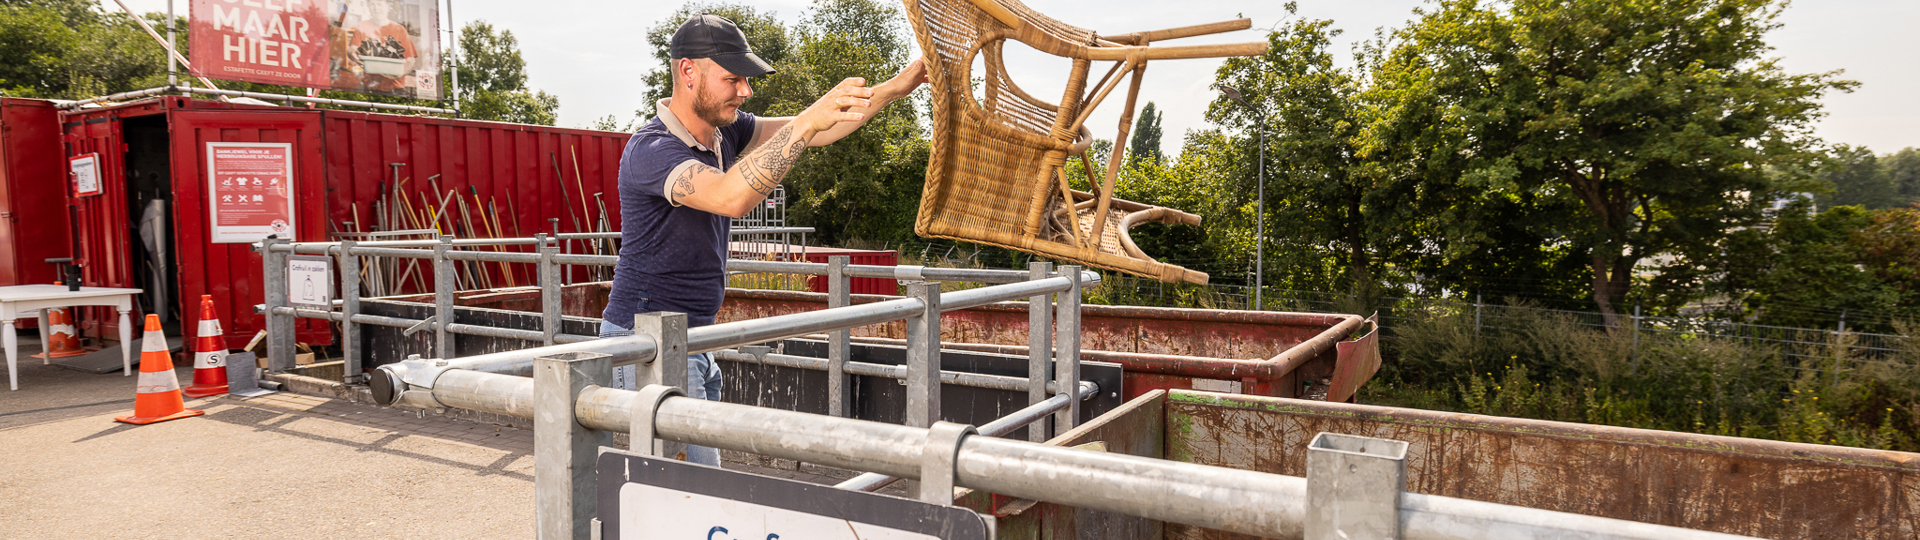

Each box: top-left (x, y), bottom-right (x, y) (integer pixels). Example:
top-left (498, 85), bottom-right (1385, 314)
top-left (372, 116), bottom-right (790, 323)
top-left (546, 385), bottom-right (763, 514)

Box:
top-left (31, 307), bottom-right (92, 359)
top-left (114, 314), bottom-right (204, 425)
top-left (182, 295), bottom-right (229, 398)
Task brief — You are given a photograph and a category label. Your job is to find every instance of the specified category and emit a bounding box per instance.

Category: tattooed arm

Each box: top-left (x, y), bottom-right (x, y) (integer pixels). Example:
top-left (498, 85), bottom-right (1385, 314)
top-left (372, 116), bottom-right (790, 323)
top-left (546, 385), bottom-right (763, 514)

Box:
top-left (748, 59), bottom-right (927, 151)
top-left (666, 79), bottom-right (876, 218)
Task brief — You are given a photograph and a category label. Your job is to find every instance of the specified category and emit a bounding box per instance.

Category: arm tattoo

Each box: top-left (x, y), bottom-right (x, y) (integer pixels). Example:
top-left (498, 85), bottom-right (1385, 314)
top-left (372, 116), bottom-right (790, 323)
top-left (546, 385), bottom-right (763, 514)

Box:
top-left (740, 125), bottom-right (809, 196)
top-left (672, 164), bottom-right (714, 201)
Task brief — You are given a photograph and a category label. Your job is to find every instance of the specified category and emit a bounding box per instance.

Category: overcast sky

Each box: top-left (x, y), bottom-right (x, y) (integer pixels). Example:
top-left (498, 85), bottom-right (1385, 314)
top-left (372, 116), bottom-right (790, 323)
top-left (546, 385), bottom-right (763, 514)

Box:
top-left (109, 0), bottom-right (1917, 157)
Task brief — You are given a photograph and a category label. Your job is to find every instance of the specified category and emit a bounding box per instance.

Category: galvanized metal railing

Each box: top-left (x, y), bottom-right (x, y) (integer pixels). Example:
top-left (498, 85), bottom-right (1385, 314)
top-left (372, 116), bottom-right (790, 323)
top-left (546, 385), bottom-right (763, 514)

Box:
top-left (254, 233), bottom-right (1088, 434)
top-left (251, 234), bottom-right (1755, 540)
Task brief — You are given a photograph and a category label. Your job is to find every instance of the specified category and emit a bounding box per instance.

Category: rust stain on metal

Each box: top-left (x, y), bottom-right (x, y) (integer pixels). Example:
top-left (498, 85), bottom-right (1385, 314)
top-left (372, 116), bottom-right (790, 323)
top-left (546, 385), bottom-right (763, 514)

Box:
top-left (1162, 390), bottom-right (1920, 539)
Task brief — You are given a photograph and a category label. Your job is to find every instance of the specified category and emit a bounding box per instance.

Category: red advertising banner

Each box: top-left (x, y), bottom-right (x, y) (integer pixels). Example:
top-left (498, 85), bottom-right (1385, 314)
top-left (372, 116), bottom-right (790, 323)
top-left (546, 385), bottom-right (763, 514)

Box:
top-left (189, 0), bottom-right (441, 100)
top-left (206, 142), bottom-right (297, 243)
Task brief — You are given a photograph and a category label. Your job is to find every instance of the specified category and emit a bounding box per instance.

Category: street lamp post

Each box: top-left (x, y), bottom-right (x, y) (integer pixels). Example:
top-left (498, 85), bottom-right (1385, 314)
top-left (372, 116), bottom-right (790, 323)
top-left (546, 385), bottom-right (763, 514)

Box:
top-left (1218, 85), bottom-right (1267, 311)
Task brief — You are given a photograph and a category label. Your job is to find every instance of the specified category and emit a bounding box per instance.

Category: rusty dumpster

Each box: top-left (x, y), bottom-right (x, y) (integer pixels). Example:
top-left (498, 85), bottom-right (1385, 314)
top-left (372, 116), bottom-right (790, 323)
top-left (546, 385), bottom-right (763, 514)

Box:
top-left (375, 283), bottom-right (1384, 403)
top-left (966, 388), bottom-right (1919, 539)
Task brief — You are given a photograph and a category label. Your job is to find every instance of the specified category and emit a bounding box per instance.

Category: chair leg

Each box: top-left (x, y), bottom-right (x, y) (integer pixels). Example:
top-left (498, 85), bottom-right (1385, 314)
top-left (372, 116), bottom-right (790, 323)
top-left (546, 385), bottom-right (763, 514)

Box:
top-left (1089, 64), bottom-right (1146, 250)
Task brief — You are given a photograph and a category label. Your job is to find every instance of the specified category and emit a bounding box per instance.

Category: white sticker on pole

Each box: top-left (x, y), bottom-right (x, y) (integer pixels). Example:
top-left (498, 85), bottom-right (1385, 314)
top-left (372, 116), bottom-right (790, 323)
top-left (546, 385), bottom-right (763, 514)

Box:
top-left (288, 255), bottom-right (333, 311)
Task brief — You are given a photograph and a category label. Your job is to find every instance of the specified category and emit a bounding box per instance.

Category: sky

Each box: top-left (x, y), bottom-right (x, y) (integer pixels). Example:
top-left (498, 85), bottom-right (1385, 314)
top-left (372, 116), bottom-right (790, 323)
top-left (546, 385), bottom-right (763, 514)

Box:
top-left (105, 0), bottom-right (1918, 158)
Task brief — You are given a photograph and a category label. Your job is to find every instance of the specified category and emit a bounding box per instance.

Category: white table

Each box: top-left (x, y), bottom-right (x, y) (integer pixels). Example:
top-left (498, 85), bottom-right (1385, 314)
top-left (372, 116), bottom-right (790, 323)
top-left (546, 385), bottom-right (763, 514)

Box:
top-left (0, 285), bottom-right (141, 390)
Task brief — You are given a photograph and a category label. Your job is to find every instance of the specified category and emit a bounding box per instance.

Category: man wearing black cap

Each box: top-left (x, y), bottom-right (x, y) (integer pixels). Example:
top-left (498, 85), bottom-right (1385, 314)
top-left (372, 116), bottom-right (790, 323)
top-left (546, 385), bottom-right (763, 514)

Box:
top-left (599, 14), bottom-right (926, 467)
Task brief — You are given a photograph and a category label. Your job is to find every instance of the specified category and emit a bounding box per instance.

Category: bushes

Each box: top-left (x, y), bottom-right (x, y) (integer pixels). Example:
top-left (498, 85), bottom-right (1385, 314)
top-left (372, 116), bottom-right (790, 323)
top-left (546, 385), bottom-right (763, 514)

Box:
top-left (1366, 302), bottom-right (1919, 450)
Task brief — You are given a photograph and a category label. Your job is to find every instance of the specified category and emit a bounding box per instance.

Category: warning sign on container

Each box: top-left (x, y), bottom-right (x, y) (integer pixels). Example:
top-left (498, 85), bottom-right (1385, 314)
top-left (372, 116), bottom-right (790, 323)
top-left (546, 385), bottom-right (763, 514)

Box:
top-left (206, 142), bottom-right (296, 243)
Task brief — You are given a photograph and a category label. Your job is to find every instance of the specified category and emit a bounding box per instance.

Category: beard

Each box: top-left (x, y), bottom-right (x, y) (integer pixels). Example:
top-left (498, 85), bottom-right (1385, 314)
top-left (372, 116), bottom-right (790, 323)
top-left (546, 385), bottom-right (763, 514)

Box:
top-left (691, 81), bottom-right (742, 127)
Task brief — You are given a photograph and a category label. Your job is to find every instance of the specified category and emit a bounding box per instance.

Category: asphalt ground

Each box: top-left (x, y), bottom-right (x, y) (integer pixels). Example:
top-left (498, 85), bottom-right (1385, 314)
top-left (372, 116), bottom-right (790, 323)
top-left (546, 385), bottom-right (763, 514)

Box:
top-left (0, 331), bottom-right (895, 539)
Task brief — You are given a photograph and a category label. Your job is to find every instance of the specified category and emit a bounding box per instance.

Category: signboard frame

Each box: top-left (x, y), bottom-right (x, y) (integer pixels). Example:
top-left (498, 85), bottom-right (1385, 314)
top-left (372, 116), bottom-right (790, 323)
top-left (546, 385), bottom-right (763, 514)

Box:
top-left (287, 255), bottom-right (333, 311)
top-left (205, 141), bottom-right (297, 244)
top-left (69, 153), bottom-right (101, 197)
top-left (597, 449), bottom-right (992, 540)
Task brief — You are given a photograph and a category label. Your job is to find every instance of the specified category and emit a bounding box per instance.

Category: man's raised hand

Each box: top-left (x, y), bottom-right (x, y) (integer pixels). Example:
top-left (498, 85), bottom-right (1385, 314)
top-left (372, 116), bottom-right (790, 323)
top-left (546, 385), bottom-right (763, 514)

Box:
top-left (793, 78), bottom-right (874, 136)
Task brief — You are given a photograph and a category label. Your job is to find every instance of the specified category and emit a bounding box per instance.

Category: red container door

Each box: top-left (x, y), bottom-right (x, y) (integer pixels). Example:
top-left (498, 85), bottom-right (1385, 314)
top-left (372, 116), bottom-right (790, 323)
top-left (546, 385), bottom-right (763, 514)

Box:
top-left (63, 115), bottom-right (139, 339)
top-left (168, 110), bottom-right (329, 348)
top-left (0, 98), bottom-right (71, 287)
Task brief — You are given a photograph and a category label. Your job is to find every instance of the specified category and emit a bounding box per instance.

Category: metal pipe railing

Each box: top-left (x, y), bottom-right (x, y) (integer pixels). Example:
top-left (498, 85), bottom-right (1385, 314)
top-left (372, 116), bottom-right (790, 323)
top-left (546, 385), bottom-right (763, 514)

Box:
top-left (836, 381), bottom-right (1092, 493)
top-left (509, 374), bottom-right (1749, 540)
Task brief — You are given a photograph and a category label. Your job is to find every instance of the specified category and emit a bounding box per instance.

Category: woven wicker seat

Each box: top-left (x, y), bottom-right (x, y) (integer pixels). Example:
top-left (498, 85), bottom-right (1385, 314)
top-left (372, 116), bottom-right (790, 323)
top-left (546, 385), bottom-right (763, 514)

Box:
top-left (904, 0), bottom-right (1266, 284)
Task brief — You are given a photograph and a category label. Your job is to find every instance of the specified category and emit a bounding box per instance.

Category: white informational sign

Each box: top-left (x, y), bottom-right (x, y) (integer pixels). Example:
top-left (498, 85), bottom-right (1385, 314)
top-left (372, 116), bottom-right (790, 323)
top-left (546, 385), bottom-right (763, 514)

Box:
top-left (288, 255), bottom-right (333, 310)
top-left (621, 484), bottom-right (939, 540)
top-left (206, 142), bottom-right (297, 243)
top-left (70, 153), bottom-right (101, 197)
top-left (599, 451), bottom-right (988, 540)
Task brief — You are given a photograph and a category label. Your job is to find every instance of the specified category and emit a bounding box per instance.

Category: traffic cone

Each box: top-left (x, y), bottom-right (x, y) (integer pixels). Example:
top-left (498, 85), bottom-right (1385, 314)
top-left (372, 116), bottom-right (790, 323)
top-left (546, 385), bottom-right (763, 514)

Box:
top-left (31, 307), bottom-right (92, 359)
top-left (182, 295), bottom-right (229, 398)
top-left (114, 314), bottom-right (204, 425)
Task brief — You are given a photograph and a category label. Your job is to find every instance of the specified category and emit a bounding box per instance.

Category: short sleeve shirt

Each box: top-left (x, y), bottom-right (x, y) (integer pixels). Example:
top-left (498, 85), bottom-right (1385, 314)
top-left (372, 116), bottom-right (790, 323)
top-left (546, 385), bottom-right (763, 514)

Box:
top-left (602, 99), bottom-right (759, 329)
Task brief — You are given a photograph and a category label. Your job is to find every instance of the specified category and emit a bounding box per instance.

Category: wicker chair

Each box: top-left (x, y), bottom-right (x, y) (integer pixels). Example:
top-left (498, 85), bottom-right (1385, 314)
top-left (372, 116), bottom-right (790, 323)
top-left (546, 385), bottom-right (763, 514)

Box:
top-left (905, 0), bottom-right (1266, 284)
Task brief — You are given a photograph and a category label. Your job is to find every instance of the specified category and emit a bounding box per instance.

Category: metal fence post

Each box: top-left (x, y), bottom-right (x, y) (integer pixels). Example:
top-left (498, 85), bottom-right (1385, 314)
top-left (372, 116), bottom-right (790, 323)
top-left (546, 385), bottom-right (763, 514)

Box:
top-left (827, 255), bottom-right (852, 417)
top-left (632, 312), bottom-right (688, 394)
top-left (261, 236), bottom-right (294, 373)
top-left (1306, 432), bottom-right (1409, 540)
top-left (1474, 291), bottom-right (1482, 335)
top-left (538, 234), bottom-right (561, 346)
top-left (905, 281), bottom-right (942, 428)
top-left (1027, 261), bottom-right (1053, 442)
top-left (1054, 266), bottom-right (1082, 435)
top-left (432, 236), bottom-right (455, 358)
top-left (339, 240), bottom-right (362, 383)
top-left (1631, 302), bottom-right (1641, 363)
top-left (533, 351), bottom-right (612, 540)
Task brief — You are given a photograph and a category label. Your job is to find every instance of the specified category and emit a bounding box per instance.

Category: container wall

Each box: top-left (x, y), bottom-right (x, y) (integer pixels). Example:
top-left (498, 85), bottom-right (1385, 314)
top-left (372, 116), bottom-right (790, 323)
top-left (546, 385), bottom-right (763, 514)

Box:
top-left (168, 109), bottom-right (329, 347)
top-left (0, 98), bottom-right (71, 287)
top-left (1162, 390), bottom-right (1920, 540)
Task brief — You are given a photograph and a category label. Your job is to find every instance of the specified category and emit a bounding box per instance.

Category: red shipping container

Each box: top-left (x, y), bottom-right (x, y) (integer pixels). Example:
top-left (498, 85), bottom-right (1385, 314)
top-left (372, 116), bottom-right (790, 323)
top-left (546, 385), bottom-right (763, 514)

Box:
top-left (50, 96), bottom-right (630, 349)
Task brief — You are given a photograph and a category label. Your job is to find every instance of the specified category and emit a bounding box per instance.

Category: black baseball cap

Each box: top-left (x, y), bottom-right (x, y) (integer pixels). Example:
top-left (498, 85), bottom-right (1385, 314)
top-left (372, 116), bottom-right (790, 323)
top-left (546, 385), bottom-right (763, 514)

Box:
top-left (670, 14), bottom-right (776, 77)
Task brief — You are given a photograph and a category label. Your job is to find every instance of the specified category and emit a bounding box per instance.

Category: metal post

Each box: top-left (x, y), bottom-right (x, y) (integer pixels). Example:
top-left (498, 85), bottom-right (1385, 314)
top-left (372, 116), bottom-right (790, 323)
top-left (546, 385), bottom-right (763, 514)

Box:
top-left (1254, 118), bottom-right (1265, 312)
top-left (827, 255), bottom-right (852, 417)
top-left (261, 236), bottom-right (295, 373)
top-left (1054, 266), bottom-right (1082, 435)
top-left (1631, 302), bottom-right (1641, 361)
top-left (166, 0), bottom-right (176, 86)
top-left (904, 281), bottom-right (942, 428)
top-left (1027, 261), bottom-right (1053, 442)
top-left (538, 234), bottom-right (560, 346)
top-left (1474, 291), bottom-right (1483, 335)
top-left (340, 240), bottom-right (363, 383)
top-left (433, 236), bottom-right (455, 358)
top-left (1306, 432), bottom-right (1408, 540)
top-left (533, 351), bottom-right (611, 540)
top-left (632, 312), bottom-right (688, 394)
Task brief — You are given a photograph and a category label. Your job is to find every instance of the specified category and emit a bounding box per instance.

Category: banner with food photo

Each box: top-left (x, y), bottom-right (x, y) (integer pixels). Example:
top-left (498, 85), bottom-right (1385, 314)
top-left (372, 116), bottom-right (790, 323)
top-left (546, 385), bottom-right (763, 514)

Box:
top-left (189, 0), bottom-right (440, 100)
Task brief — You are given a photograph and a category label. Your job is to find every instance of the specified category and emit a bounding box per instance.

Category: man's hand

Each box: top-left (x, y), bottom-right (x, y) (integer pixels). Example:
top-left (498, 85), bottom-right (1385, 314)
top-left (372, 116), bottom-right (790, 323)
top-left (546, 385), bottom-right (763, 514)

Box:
top-left (791, 78), bottom-right (874, 137)
top-left (875, 59), bottom-right (928, 101)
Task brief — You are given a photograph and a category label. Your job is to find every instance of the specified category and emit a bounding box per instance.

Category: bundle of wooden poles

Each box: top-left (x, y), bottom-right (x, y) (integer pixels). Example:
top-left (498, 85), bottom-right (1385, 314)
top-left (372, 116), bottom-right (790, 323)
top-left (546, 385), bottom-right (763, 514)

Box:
top-left (333, 146), bottom-right (618, 297)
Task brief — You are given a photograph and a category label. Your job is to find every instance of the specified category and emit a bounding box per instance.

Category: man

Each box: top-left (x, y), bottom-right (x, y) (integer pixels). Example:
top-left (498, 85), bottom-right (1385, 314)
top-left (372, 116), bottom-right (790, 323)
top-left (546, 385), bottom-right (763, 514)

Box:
top-left (599, 14), bottom-right (925, 467)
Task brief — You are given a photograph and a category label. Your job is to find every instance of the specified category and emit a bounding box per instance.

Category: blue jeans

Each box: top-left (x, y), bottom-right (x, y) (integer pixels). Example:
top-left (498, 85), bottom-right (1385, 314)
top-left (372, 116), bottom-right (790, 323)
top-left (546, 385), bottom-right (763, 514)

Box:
top-left (600, 319), bottom-right (722, 468)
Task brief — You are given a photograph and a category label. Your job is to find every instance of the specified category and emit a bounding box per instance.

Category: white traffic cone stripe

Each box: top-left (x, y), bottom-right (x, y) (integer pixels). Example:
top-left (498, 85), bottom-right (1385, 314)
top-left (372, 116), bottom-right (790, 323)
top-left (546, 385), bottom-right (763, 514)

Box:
top-left (136, 369), bottom-right (181, 393)
top-left (198, 318), bottom-right (222, 338)
top-left (50, 322), bottom-right (76, 336)
top-left (142, 330), bottom-right (168, 353)
top-left (196, 350), bottom-right (227, 368)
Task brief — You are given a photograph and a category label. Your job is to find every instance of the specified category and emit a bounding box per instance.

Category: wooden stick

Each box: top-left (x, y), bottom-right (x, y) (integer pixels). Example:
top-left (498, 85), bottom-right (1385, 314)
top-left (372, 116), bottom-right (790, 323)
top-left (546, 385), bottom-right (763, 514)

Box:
top-left (1088, 64), bottom-right (1147, 252)
top-left (1106, 18), bottom-right (1251, 45)
top-left (570, 146), bottom-right (594, 238)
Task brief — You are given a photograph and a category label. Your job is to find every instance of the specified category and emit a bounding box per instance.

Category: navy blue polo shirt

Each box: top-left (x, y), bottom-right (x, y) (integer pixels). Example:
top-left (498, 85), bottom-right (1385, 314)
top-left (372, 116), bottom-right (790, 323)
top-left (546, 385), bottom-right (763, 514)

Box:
top-left (603, 99), bottom-right (761, 329)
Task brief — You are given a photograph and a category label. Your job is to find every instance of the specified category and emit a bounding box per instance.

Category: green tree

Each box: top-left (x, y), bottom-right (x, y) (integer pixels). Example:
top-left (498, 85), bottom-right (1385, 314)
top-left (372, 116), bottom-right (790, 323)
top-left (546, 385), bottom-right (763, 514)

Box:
top-left (0, 1), bottom-right (175, 99)
top-left (1369, 0), bottom-right (1855, 325)
top-left (1884, 147), bottom-right (1920, 206)
top-left (452, 21), bottom-right (559, 125)
top-left (1814, 145), bottom-right (1899, 209)
top-left (1127, 101), bottom-right (1163, 165)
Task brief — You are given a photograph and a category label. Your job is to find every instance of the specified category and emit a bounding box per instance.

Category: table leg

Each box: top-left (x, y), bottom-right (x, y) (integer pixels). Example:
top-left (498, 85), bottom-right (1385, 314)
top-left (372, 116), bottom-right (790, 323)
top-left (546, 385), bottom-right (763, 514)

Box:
top-left (119, 309), bottom-right (133, 376)
top-left (5, 317), bottom-right (17, 391)
top-left (36, 309), bottom-right (49, 365)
